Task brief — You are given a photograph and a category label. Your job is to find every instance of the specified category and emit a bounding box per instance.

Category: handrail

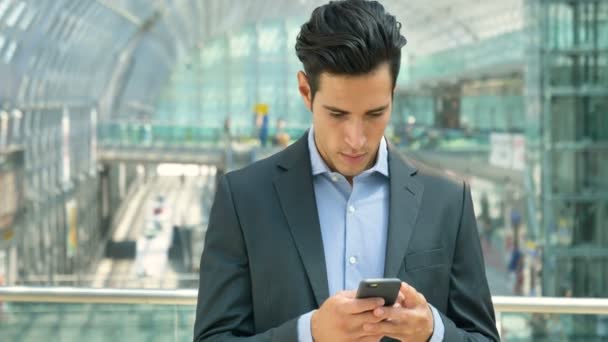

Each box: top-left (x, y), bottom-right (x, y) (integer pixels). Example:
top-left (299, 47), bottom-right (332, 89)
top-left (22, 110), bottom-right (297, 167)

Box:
top-left (492, 296), bottom-right (608, 315)
top-left (0, 287), bottom-right (198, 305)
top-left (16, 274), bottom-right (201, 282)
top-left (1, 287), bottom-right (608, 315)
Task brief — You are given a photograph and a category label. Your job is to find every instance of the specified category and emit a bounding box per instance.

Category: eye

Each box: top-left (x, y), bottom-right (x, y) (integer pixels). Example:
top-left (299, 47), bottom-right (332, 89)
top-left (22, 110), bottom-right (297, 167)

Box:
top-left (368, 111), bottom-right (384, 117)
top-left (330, 112), bottom-right (345, 118)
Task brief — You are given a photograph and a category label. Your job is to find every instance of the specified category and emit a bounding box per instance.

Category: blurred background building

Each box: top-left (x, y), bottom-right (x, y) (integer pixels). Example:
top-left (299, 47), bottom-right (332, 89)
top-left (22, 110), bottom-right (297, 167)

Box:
top-left (0, 0), bottom-right (607, 340)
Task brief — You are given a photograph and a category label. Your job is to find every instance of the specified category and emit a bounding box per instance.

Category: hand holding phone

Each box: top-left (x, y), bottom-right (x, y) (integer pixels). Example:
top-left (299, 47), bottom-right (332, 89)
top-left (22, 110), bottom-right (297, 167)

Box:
top-left (355, 278), bottom-right (401, 306)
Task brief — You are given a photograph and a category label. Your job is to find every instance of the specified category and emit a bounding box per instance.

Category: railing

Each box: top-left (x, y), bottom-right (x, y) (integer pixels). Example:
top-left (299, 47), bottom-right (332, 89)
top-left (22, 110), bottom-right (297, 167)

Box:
top-left (0, 287), bottom-right (197, 305)
top-left (1, 287), bottom-right (607, 341)
top-left (96, 121), bottom-right (293, 166)
top-left (13, 273), bottom-right (201, 288)
top-left (97, 121), bottom-right (308, 148)
top-left (1, 287), bottom-right (607, 312)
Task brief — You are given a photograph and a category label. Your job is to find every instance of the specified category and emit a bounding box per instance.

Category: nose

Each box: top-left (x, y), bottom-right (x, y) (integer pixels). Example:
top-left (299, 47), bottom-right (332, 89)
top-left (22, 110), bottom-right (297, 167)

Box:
top-left (344, 119), bottom-right (366, 151)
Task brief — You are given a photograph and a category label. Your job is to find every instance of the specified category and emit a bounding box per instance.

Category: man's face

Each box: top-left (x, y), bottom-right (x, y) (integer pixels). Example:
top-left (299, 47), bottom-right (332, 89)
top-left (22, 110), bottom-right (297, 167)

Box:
top-left (297, 63), bottom-right (392, 181)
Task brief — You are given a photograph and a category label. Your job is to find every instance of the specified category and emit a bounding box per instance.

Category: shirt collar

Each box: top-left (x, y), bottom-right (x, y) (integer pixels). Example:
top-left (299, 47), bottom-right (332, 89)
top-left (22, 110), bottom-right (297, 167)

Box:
top-left (307, 126), bottom-right (389, 178)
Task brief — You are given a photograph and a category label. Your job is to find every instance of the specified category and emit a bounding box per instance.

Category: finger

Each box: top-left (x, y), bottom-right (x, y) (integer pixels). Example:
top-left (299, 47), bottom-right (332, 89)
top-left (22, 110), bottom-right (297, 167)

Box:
top-left (376, 305), bottom-right (429, 331)
top-left (341, 296), bottom-right (385, 314)
top-left (337, 290), bottom-right (358, 299)
top-left (366, 316), bottom-right (432, 341)
top-left (363, 320), bottom-right (406, 336)
top-left (400, 282), bottom-right (420, 309)
top-left (371, 305), bottom-right (407, 323)
top-left (394, 292), bottom-right (405, 307)
top-left (357, 335), bottom-right (384, 342)
top-left (345, 311), bottom-right (387, 331)
top-left (418, 292), bottom-right (429, 306)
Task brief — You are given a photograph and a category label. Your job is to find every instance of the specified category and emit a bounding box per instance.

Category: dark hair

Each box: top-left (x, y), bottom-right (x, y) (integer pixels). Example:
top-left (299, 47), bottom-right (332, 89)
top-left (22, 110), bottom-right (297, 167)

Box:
top-left (295, 0), bottom-right (407, 100)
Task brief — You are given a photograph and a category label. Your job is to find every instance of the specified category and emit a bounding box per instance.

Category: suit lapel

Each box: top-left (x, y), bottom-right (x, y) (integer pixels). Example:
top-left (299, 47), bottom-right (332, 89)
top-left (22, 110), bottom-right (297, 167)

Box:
top-left (384, 147), bottom-right (424, 278)
top-left (273, 135), bottom-right (329, 306)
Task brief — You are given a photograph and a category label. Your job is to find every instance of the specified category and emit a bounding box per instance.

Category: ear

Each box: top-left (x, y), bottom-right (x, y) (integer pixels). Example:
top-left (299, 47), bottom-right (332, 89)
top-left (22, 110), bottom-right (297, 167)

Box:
top-left (297, 71), bottom-right (313, 111)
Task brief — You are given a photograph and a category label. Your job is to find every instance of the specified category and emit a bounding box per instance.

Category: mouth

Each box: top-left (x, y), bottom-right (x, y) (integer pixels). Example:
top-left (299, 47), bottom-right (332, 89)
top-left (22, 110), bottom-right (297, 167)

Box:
top-left (340, 152), bottom-right (366, 164)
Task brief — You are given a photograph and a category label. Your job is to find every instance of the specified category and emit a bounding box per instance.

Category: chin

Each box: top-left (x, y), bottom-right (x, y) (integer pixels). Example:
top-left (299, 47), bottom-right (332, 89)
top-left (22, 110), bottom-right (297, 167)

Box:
top-left (337, 166), bottom-right (365, 178)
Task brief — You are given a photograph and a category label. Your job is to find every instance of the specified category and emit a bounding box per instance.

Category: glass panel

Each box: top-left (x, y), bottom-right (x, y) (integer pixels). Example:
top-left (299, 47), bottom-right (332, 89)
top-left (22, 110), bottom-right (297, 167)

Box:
top-left (409, 31), bottom-right (524, 85)
top-left (550, 150), bottom-right (608, 191)
top-left (5, 1), bottom-right (25, 27)
top-left (0, 302), bottom-right (196, 342)
top-left (499, 312), bottom-right (608, 341)
top-left (0, 0), bottom-right (11, 22)
top-left (3, 40), bottom-right (17, 63)
top-left (18, 8), bottom-right (35, 31)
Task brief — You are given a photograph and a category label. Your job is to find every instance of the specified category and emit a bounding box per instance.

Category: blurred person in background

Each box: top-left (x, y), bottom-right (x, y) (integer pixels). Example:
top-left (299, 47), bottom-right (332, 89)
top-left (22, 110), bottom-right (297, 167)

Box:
top-left (273, 117), bottom-right (291, 147)
top-left (256, 110), bottom-right (270, 147)
top-left (194, 1), bottom-right (499, 341)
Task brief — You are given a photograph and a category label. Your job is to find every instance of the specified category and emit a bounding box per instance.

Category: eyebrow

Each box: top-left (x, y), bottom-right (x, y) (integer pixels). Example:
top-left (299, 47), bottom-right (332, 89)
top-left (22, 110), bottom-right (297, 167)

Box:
top-left (322, 104), bottom-right (390, 114)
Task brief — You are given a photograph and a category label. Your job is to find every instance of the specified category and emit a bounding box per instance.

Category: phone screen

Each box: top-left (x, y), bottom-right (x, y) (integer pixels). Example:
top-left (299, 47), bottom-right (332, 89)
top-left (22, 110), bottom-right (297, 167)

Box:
top-left (356, 278), bottom-right (401, 306)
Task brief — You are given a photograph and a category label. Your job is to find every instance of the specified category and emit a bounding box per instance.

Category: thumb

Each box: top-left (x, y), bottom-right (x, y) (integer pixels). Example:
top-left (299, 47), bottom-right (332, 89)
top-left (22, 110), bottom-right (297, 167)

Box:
top-left (399, 282), bottom-right (419, 309)
top-left (339, 290), bottom-right (357, 299)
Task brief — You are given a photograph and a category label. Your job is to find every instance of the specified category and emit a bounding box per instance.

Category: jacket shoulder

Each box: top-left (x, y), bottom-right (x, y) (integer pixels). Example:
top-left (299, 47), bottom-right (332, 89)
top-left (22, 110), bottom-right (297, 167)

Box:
top-left (225, 134), bottom-right (309, 188)
top-left (224, 145), bottom-right (295, 190)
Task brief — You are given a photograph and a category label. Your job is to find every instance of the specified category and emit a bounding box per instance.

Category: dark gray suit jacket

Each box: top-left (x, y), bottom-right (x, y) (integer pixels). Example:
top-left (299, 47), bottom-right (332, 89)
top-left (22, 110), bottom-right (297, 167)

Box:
top-left (194, 133), bottom-right (500, 341)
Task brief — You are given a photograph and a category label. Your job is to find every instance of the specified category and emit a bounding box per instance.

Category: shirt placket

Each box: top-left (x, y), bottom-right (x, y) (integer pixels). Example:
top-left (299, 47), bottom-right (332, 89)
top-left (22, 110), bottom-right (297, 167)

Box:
top-left (344, 179), bottom-right (361, 291)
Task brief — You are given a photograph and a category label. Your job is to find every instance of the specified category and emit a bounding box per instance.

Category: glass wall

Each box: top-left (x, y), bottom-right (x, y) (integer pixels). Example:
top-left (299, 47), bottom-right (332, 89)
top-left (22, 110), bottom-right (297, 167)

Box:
top-left (156, 18), bottom-right (310, 135)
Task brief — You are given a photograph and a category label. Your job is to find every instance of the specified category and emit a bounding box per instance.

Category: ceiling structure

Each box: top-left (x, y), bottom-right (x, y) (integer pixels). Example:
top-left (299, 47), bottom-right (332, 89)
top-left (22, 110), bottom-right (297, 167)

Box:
top-left (0, 0), bottom-right (525, 116)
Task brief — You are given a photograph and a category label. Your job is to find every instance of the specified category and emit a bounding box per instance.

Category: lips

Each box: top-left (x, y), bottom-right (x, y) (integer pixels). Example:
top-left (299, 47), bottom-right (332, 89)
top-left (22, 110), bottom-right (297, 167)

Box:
top-left (341, 152), bottom-right (366, 164)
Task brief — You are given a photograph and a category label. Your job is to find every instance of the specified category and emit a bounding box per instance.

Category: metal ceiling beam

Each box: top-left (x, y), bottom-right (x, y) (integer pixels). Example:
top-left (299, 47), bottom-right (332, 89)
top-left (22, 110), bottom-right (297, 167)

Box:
top-left (95, 0), bottom-right (142, 27)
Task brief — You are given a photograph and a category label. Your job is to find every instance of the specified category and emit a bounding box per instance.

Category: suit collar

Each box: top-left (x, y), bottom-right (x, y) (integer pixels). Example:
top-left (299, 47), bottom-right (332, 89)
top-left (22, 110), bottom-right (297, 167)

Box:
top-left (383, 145), bottom-right (424, 277)
top-left (274, 133), bottom-right (330, 306)
top-left (276, 132), bottom-right (308, 170)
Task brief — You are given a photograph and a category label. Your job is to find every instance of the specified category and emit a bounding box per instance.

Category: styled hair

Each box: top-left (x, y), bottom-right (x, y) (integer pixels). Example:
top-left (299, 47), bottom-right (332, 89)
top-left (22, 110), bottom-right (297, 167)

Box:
top-left (295, 0), bottom-right (407, 100)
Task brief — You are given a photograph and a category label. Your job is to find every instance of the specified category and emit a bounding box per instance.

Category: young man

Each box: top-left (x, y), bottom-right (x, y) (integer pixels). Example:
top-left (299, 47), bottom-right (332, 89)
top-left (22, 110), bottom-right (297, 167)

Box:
top-left (193, 1), bottom-right (499, 341)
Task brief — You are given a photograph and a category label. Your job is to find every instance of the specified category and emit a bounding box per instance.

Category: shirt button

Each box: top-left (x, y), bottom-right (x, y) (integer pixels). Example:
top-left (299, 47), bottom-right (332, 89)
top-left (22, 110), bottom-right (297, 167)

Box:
top-left (349, 256), bottom-right (357, 265)
top-left (348, 205), bottom-right (355, 214)
top-left (331, 175), bottom-right (339, 182)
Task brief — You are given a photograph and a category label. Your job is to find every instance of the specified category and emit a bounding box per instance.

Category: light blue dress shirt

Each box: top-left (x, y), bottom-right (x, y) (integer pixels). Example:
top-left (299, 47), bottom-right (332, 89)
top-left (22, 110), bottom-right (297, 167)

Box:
top-left (297, 127), bottom-right (444, 341)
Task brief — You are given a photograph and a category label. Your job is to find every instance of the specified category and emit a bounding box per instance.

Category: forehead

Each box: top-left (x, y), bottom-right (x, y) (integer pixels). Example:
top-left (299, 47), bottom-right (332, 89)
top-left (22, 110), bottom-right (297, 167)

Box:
top-left (316, 63), bottom-right (393, 108)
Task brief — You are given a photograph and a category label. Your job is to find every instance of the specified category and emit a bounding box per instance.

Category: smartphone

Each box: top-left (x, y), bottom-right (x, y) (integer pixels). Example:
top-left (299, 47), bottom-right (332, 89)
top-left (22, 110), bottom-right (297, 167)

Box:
top-left (356, 278), bottom-right (401, 306)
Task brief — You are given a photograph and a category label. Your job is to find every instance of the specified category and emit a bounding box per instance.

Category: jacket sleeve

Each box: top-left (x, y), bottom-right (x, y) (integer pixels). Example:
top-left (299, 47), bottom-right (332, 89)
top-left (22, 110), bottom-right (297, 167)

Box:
top-left (193, 175), bottom-right (298, 342)
top-left (440, 182), bottom-right (501, 341)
